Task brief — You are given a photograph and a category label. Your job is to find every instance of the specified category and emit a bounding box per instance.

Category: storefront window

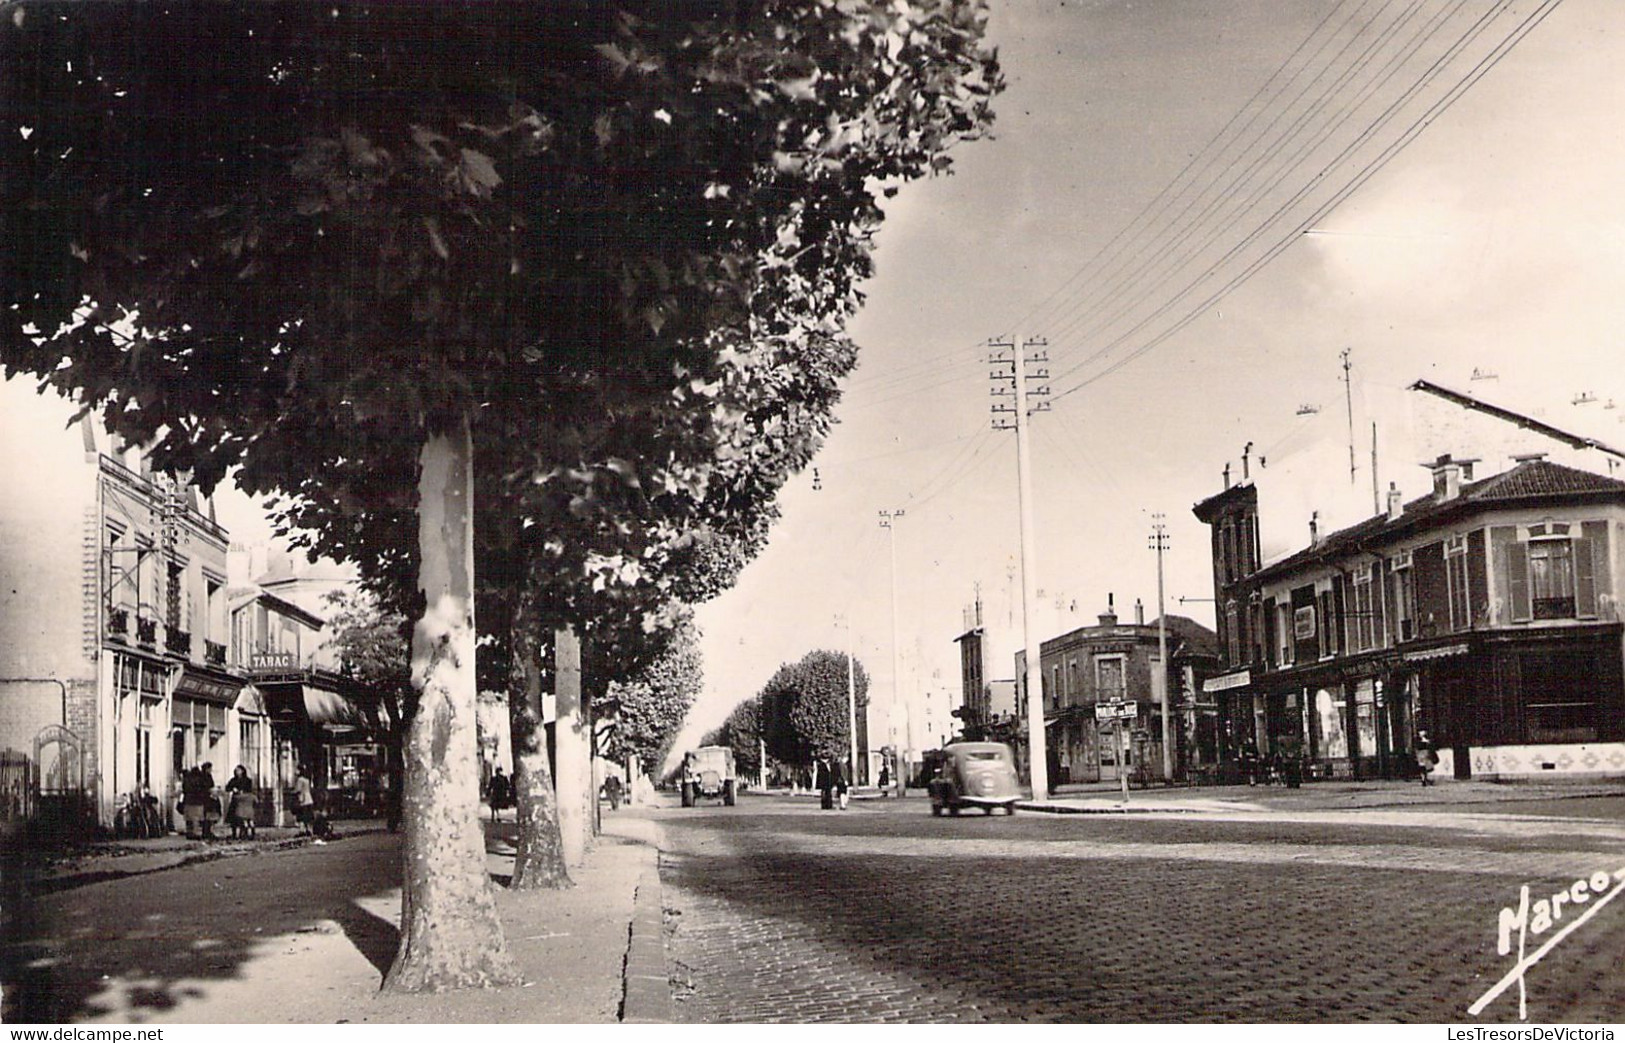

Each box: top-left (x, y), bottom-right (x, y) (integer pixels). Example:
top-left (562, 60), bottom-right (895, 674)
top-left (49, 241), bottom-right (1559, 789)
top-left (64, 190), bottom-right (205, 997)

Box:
top-left (1355, 680), bottom-right (1378, 759)
top-left (1314, 688), bottom-right (1347, 759)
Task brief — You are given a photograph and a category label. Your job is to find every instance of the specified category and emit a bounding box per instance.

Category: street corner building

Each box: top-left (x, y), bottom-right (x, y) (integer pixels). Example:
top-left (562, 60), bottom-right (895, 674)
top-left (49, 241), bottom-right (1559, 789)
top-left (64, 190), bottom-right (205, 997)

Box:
top-left (0, 376), bottom-right (391, 838)
top-left (1193, 451), bottom-right (1625, 783)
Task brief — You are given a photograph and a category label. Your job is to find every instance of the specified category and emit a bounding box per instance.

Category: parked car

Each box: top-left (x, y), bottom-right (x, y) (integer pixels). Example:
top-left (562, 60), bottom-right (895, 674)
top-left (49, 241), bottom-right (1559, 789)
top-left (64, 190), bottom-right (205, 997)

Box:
top-left (680, 745), bottom-right (736, 807)
top-left (927, 742), bottom-right (1022, 816)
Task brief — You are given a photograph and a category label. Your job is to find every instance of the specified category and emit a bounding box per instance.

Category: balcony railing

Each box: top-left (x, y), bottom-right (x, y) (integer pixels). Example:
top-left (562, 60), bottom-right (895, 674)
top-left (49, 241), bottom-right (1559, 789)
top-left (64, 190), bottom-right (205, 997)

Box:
top-left (205, 640), bottom-right (227, 667)
top-left (165, 627), bottom-right (192, 655)
top-left (106, 607), bottom-right (129, 639)
top-left (135, 617), bottom-right (158, 647)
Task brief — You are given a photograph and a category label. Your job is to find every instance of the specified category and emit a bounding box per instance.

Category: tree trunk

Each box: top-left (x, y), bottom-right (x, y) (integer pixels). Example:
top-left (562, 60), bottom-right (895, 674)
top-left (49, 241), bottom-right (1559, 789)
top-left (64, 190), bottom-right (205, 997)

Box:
top-left (382, 421), bottom-right (522, 992)
top-left (508, 592), bottom-right (572, 890)
top-left (553, 626), bottom-right (590, 867)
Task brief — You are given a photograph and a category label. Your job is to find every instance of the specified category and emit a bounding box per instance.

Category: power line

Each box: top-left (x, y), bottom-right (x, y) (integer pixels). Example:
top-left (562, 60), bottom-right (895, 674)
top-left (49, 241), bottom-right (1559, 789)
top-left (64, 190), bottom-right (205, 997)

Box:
top-left (1051, 0), bottom-right (1559, 400)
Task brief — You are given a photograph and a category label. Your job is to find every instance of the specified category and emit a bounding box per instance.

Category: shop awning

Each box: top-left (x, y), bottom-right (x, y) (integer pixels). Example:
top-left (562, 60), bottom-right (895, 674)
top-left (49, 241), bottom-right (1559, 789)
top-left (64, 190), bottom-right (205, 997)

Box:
top-left (235, 684), bottom-right (269, 716)
top-left (302, 686), bottom-right (374, 732)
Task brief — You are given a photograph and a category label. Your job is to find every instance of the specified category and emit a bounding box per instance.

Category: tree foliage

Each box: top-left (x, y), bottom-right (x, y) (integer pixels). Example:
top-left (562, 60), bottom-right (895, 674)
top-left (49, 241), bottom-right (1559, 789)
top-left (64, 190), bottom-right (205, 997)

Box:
top-left (704, 696), bottom-right (763, 781)
top-left (758, 650), bottom-right (869, 767)
top-left (602, 615), bottom-right (703, 772)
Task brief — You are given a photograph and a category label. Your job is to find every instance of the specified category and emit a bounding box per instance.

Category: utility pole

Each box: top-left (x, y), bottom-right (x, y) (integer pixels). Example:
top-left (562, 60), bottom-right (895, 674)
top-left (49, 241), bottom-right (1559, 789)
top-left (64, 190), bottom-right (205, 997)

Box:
top-left (879, 509), bottom-right (906, 797)
top-left (1150, 515), bottom-right (1172, 782)
top-left (840, 613), bottom-right (859, 788)
top-left (990, 335), bottom-right (1050, 802)
top-left (1341, 348), bottom-right (1357, 486)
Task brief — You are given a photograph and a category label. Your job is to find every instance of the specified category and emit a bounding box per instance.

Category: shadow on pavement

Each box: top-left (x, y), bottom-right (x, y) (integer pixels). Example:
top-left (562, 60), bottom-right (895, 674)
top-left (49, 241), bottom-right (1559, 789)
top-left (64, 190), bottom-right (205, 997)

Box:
top-left (0, 832), bottom-right (405, 1023)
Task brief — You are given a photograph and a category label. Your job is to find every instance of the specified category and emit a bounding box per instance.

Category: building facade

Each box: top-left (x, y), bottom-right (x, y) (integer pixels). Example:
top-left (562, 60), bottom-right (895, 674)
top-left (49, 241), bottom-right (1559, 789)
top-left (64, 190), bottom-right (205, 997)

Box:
top-left (1193, 454), bottom-right (1625, 781)
top-left (0, 377), bottom-right (238, 829)
top-left (1019, 599), bottom-right (1218, 785)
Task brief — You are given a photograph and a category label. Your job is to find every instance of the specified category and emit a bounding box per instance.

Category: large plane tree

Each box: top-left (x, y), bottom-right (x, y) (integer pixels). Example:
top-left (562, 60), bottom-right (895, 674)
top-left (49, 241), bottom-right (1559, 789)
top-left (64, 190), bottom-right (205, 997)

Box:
top-left (1, 0), bottom-right (999, 992)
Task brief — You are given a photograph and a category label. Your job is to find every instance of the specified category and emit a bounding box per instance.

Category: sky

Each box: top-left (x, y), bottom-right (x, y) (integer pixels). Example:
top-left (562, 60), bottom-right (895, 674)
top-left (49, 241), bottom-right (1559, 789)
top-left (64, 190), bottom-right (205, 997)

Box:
top-left (171, 0), bottom-right (1625, 769)
top-left (659, 0), bottom-right (1625, 761)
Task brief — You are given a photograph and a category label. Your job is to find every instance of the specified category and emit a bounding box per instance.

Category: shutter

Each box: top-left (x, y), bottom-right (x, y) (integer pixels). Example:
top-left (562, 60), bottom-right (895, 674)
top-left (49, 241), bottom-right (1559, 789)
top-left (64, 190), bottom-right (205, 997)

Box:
top-left (1507, 541), bottom-right (1530, 621)
top-left (1575, 534), bottom-right (1596, 617)
top-left (1584, 521), bottom-right (1610, 616)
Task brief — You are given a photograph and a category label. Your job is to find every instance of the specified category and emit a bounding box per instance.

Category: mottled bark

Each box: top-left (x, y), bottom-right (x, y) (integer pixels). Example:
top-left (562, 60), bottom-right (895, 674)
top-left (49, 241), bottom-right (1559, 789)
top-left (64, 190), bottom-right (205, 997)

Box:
top-left (508, 596), bottom-right (572, 890)
top-left (553, 627), bottom-right (590, 866)
top-left (382, 423), bottom-right (522, 993)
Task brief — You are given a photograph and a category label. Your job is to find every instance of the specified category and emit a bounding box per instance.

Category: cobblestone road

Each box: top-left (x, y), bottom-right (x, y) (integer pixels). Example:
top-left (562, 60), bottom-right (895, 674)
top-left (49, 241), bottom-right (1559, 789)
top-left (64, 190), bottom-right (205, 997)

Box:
top-left (654, 795), bottom-right (1625, 1023)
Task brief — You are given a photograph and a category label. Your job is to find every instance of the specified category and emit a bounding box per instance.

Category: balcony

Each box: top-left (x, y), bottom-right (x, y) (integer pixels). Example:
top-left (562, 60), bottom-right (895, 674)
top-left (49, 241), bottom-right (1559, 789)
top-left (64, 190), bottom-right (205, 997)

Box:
top-left (205, 640), bottom-right (227, 667)
top-left (106, 607), bottom-right (129, 640)
top-left (135, 617), bottom-right (158, 647)
top-left (165, 627), bottom-right (192, 656)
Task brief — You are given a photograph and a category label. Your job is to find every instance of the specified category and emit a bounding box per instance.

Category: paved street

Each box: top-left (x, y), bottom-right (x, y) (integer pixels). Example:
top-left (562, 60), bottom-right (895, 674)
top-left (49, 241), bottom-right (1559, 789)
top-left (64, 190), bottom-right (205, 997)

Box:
top-left (654, 791), bottom-right (1625, 1023)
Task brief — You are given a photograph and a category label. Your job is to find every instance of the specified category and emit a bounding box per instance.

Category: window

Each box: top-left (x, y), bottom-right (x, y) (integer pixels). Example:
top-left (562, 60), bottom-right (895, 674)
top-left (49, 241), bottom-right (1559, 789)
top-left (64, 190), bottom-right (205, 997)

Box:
top-left (1276, 602), bottom-right (1293, 666)
top-left (1224, 601), bottom-right (1241, 667)
top-left (1391, 552), bottom-right (1415, 641)
top-left (1502, 522), bottom-right (1608, 622)
top-left (1095, 655), bottom-right (1126, 704)
top-left (1349, 566), bottom-right (1376, 651)
top-left (1529, 535), bottom-right (1575, 619)
top-left (1446, 535), bottom-right (1471, 631)
top-left (1318, 588), bottom-right (1339, 657)
top-left (1521, 650), bottom-right (1597, 742)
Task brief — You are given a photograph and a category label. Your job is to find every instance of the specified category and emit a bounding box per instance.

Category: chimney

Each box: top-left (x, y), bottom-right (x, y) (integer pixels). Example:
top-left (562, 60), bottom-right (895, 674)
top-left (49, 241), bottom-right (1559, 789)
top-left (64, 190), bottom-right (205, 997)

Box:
top-left (1308, 511), bottom-right (1319, 547)
top-left (1386, 481), bottom-right (1403, 521)
top-left (1242, 441), bottom-right (1253, 481)
top-left (1099, 593), bottom-right (1118, 627)
top-left (1428, 454), bottom-right (1465, 502)
top-left (1223, 462), bottom-right (1232, 489)
top-left (1134, 598), bottom-right (1145, 625)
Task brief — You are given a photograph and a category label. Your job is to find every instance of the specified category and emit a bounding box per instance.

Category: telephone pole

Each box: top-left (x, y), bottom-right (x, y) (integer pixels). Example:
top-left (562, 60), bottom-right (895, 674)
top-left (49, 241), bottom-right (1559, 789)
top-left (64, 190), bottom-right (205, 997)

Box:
top-left (990, 336), bottom-right (1050, 802)
top-left (839, 613), bottom-right (859, 787)
top-left (1150, 515), bottom-right (1172, 782)
top-left (1341, 348), bottom-right (1357, 486)
top-left (879, 509), bottom-right (906, 796)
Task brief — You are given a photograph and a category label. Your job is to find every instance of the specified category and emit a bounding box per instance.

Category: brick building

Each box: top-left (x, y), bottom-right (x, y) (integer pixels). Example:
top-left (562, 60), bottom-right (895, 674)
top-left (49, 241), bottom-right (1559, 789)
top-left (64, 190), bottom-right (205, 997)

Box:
top-left (1193, 453), bottom-right (1625, 780)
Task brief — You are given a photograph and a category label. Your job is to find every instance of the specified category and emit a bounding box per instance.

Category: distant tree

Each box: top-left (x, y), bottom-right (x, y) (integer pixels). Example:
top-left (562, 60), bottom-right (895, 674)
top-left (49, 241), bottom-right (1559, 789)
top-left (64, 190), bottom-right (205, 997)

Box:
top-left (704, 696), bottom-right (762, 781)
top-left (322, 588), bottom-right (412, 829)
top-left (758, 650), bottom-right (869, 768)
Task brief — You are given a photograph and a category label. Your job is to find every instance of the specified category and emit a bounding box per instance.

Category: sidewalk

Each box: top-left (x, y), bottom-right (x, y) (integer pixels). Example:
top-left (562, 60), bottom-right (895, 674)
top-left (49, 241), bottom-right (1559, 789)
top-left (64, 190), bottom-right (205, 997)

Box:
top-left (1016, 775), bottom-right (1625, 814)
top-left (16, 808), bottom-right (671, 1024)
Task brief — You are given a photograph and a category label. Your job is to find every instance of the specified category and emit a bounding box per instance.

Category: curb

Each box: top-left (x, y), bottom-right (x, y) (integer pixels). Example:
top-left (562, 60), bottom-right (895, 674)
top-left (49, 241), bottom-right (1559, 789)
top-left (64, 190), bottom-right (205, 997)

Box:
top-left (619, 864), bottom-right (674, 1024)
top-left (30, 826), bottom-right (385, 894)
top-left (1015, 801), bottom-right (1205, 815)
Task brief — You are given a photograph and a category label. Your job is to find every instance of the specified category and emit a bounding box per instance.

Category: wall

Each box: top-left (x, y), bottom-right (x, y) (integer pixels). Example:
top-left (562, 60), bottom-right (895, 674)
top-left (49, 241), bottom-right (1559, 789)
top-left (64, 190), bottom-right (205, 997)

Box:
top-left (1458, 743), bottom-right (1625, 779)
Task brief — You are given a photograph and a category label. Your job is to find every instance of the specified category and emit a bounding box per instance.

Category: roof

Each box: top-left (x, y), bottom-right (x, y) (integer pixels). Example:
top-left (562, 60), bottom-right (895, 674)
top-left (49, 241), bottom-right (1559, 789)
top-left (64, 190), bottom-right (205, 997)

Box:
top-left (1251, 458), bottom-right (1625, 584)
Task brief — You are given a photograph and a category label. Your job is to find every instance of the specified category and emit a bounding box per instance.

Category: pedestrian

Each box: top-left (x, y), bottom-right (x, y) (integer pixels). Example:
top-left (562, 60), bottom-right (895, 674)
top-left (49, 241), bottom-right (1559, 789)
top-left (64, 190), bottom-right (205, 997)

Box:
top-left (225, 765), bottom-right (256, 839)
top-left (198, 762), bottom-right (219, 839)
top-left (1415, 729), bottom-right (1439, 787)
top-left (180, 765), bottom-right (207, 839)
top-left (603, 773), bottom-right (623, 811)
top-left (834, 759), bottom-right (849, 810)
top-left (816, 757), bottom-right (835, 810)
top-left (878, 762), bottom-right (890, 790)
top-left (488, 766), bottom-right (512, 820)
top-left (293, 766), bottom-right (317, 835)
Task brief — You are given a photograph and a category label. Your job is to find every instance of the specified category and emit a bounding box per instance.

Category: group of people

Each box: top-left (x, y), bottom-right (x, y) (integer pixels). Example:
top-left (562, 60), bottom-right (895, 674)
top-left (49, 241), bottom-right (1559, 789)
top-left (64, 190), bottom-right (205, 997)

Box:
top-left (814, 756), bottom-right (849, 810)
top-left (179, 763), bottom-right (260, 840)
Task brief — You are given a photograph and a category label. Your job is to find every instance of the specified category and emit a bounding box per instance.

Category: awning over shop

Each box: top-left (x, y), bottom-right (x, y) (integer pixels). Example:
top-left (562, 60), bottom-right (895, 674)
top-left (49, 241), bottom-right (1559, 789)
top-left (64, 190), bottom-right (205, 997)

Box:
top-left (261, 683), bottom-right (377, 736)
top-left (173, 667), bottom-right (242, 706)
top-left (302, 686), bottom-right (373, 732)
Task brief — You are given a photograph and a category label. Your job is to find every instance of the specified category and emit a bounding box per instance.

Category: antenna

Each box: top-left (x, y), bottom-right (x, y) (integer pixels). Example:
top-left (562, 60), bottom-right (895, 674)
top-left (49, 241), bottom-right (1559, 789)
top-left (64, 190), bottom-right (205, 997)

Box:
top-left (1295, 404), bottom-right (1320, 416)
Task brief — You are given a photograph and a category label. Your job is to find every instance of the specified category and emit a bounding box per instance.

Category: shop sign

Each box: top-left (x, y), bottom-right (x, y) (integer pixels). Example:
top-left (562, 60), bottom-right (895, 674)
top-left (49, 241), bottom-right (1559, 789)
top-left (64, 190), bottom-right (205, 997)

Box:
top-left (1202, 669), bottom-right (1251, 693)
top-left (1293, 606), bottom-right (1316, 640)
top-left (1094, 701), bottom-right (1137, 722)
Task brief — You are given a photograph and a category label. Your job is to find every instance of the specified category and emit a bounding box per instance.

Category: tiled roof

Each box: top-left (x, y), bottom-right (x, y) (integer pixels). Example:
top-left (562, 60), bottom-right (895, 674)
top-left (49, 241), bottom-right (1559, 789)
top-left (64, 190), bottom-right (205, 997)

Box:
top-left (1253, 459), bottom-right (1625, 581)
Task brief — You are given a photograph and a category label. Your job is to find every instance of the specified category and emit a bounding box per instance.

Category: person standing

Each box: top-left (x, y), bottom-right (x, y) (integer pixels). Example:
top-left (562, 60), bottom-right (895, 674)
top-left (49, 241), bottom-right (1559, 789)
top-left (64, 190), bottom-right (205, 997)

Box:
top-left (488, 766), bottom-right (512, 820)
top-left (225, 765), bottom-right (256, 839)
top-left (1415, 729), bottom-right (1439, 787)
top-left (816, 757), bottom-right (835, 810)
top-left (834, 758), bottom-right (849, 810)
top-left (293, 766), bottom-right (317, 834)
top-left (180, 765), bottom-right (206, 839)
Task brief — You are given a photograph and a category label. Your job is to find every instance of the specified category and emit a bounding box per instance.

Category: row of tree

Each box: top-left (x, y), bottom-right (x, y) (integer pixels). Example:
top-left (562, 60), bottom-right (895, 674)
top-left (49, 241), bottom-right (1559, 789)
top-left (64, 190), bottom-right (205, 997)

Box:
top-left (705, 649), bottom-right (871, 781)
top-left (1, 0), bottom-right (1000, 993)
